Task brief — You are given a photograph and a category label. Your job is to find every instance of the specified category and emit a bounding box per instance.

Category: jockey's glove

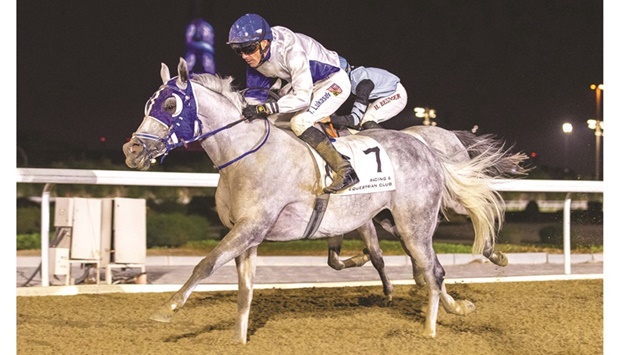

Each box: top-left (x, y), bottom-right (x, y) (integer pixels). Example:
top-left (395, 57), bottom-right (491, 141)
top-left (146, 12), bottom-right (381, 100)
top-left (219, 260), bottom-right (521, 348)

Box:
top-left (242, 102), bottom-right (278, 121)
top-left (329, 114), bottom-right (357, 129)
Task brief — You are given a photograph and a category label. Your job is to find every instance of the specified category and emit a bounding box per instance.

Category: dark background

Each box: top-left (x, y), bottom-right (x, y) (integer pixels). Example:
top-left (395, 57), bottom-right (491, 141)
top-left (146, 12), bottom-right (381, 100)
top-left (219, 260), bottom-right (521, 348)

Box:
top-left (16, 0), bottom-right (603, 176)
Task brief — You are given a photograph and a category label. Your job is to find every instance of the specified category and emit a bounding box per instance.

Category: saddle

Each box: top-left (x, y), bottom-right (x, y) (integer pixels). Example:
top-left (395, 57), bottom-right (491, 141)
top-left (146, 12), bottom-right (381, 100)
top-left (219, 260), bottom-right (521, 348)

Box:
top-left (300, 125), bottom-right (396, 238)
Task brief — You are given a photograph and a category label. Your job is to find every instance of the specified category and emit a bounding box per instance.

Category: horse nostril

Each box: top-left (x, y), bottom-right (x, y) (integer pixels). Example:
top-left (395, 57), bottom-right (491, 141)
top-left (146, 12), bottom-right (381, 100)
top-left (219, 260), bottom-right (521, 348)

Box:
top-left (123, 141), bottom-right (141, 157)
top-left (127, 142), bottom-right (141, 154)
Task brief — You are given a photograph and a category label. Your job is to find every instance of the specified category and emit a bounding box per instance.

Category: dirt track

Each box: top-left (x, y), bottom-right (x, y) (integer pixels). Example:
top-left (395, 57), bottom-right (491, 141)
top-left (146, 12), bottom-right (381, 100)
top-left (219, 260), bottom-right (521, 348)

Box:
top-left (17, 280), bottom-right (602, 354)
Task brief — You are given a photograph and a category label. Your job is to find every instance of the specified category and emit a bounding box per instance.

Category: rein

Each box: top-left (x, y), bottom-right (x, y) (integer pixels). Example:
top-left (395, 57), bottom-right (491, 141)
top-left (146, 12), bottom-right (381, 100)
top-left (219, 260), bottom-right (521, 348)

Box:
top-left (203, 115), bottom-right (271, 170)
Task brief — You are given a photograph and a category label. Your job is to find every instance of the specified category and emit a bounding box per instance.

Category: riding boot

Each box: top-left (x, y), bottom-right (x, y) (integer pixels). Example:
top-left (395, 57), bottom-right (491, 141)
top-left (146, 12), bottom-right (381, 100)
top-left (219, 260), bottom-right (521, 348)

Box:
top-left (361, 121), bottom-right (383, 130)
top-left (299, 127), bottom-right (360, 193)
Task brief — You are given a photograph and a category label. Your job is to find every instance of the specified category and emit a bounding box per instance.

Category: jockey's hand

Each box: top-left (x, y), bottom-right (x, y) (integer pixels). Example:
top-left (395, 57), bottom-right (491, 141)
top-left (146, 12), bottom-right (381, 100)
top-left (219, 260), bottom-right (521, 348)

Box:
top-left (242, 105), bottom-right (269, 120)
top-left (329, 114), bottom-right (356, 129)
top-left (242, 103), bottom-right (278, 121)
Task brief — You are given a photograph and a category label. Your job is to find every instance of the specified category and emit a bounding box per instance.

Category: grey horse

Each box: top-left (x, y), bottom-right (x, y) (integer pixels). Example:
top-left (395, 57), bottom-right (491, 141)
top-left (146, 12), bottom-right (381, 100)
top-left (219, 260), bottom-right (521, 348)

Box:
top-left (123, 58), bottom-right (527, 343)
top-left (327, 125), bottom-right (527, 290)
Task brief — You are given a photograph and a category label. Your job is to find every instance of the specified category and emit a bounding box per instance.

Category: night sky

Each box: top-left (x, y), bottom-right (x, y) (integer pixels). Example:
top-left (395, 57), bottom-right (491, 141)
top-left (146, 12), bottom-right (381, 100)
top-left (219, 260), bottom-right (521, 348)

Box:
top-left (16, 0), bottom-right (605, 176)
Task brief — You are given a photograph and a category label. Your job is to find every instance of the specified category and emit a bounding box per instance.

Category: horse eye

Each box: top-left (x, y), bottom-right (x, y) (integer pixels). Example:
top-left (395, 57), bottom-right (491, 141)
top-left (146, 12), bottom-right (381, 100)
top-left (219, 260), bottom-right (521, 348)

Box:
top-left (164, 98), bottom-right (176, 113)
top-left (169, 94), bottom-right (183, 117)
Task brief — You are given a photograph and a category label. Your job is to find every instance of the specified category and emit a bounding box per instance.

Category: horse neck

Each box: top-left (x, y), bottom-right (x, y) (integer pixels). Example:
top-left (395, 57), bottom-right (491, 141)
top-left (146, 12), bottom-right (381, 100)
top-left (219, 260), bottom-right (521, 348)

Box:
top-left (195, 88), bottom-right (293, 171)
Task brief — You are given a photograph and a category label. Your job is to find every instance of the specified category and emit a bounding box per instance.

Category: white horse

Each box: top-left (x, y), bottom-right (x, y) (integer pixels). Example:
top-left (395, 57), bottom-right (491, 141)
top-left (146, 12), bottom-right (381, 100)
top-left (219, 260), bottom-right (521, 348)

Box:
top-left (123, 58), bottom-right (527, 343)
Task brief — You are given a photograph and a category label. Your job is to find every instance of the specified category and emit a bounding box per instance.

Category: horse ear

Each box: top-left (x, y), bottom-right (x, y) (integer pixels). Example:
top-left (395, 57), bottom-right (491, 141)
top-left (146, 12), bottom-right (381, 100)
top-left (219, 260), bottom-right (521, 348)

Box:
top-left (161, 63), bottom-right (171, 83)
top-left (177, 57), bottom-right (189, 84)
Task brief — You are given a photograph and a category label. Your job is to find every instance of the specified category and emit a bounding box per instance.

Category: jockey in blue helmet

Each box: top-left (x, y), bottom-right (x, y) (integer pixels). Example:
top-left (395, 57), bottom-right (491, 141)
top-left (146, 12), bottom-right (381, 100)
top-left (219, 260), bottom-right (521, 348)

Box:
top-left (227, 13), bottom-right (359, 194)
top-left (227, 13), bottom-right (273, 67)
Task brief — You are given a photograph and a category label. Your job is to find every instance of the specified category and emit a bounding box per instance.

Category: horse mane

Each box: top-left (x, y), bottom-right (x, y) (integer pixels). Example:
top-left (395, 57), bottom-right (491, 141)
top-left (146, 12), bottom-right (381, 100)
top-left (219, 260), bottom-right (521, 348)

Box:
top-left (191, 73), bottom-right (246, 111)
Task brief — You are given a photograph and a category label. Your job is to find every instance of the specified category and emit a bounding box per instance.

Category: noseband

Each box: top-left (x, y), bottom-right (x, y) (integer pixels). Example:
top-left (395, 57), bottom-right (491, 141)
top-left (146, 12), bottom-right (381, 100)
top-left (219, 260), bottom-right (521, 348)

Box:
top-left (134, 77), bottom-right (270, 170)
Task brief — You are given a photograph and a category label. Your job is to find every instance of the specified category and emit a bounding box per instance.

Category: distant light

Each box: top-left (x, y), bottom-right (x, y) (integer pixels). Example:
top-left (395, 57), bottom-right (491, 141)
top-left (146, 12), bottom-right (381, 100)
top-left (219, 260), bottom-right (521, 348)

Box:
top-left (562, 123), bottom-right (573, 134)
top-left (471, 125), bottom-right (478, 133)
top-left (531, 152), bottom-right (537, 158)
top-left (587, 119), bottom-right (597, 129)
top-left (590, 83), bottom-right (604, 91)
top-left (100, 136), bottom-right (106, 143)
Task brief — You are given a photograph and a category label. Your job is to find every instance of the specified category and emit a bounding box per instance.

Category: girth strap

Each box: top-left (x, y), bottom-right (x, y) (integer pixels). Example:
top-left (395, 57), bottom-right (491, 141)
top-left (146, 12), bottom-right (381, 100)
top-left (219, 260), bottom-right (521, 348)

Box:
top-left (300, 193), bottom-right (330, 239)
top-left (299, 138), bottom-right (332, 238)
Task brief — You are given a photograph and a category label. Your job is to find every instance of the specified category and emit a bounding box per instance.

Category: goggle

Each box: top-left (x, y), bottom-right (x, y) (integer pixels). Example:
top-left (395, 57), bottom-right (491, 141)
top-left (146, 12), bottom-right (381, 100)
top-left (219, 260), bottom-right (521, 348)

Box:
top-left (231, 42), bottom-right (260, 56)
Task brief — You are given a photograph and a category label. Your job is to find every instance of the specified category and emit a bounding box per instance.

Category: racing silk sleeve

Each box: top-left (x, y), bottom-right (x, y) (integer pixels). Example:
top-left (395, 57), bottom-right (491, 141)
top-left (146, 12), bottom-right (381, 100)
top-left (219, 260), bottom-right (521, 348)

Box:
top-left (280, 45), bottom-right (315, 112)
top-left (253, 26), bottom-right (341, 114)
top-left (350, 67), bottom-right (400, 100)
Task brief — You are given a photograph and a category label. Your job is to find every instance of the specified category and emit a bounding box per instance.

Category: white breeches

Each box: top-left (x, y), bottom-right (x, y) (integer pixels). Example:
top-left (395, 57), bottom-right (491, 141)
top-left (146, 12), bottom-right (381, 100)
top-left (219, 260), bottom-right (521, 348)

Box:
top-left (290, 70), bottom-right (351, 136)
top-left (360, 83), bottom-right (407, 124)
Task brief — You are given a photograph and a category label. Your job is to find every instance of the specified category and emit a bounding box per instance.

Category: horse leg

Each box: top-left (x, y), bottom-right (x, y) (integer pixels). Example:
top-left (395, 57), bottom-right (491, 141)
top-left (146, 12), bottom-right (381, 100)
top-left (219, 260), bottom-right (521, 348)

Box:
top-left (235, 246), bottom-right (258, 344)
top-left (397, 239), bottom-right (427, 287)
top-left (326, 223), bottom-right (393, 299)
top-left (378, 210), bottom-right (473, 314)
top-left (149, 225), bottom-right (262, 324)
top-left (483, 238), bottom-right (508, 266)
top-left (399, 233), bottom-right (444, 338)
top-left (391, 198), bottom-right (453, 338)
top-left (374, 210), bottom-right (424, 287)
top-left (357, 221), bottom-right (393, 299)
top-left (438, 280), bottom-right (475, 316)
top-left (327, 235), bottom-right (370, 270)
top-left (149, 256), bottom-right (218, 323)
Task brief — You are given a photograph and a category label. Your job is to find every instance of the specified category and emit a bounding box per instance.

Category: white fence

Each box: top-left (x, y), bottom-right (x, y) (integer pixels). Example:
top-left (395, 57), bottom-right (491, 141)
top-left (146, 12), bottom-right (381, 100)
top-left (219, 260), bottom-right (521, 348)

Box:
top-left (16, 168), bottom-right (604, 287)
top-left (504, 200), bottom-right (591, 212)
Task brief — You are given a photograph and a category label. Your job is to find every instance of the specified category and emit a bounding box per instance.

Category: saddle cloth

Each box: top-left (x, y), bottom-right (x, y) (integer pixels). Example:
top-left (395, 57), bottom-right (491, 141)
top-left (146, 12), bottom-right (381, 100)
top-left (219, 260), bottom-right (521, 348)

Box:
top-left (308, 135), bottom-right (396, 195)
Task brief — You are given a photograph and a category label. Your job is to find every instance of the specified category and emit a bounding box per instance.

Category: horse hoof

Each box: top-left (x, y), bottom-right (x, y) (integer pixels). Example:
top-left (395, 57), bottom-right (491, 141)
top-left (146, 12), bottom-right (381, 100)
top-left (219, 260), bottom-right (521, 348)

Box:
top-left (149, 307), bottom-right (175, 323)
top-left (456, 300), bottom-right (476, 315)
top-left (421, 328), bottom-right (436, 338)
top-left (384, 295), bottom-right (393, 306)
top-left (490, 252), bottom-right (509, 267)
top-left (383, 285), bottom-right (394, 297)
top-left (233, 333), bottom-right (248, 344)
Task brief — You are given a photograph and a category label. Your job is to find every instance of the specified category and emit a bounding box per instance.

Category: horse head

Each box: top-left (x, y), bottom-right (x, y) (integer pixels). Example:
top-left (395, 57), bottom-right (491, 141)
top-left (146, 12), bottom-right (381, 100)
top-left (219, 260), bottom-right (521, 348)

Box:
top-left (125, 57), bottom-right (272, 171)
top-left (123, 58), bottom-right (200, 170)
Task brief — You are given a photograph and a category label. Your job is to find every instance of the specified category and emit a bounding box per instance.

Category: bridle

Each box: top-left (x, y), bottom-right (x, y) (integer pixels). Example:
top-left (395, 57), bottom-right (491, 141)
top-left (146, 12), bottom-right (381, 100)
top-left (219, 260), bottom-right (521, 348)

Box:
top-left (132, 78), bottom-right (270, 170)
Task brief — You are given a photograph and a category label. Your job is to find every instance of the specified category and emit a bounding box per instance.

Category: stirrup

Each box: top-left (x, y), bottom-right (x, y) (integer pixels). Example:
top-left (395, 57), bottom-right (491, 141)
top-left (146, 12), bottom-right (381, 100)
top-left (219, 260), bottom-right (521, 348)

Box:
top-left (324, 168), bottom-right (360, 193)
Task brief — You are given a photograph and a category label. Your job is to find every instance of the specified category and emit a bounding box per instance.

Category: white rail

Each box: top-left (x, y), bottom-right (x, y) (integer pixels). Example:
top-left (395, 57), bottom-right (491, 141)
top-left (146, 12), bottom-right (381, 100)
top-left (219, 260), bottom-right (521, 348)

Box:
top-left (16, 168), bottom-right (604, 287)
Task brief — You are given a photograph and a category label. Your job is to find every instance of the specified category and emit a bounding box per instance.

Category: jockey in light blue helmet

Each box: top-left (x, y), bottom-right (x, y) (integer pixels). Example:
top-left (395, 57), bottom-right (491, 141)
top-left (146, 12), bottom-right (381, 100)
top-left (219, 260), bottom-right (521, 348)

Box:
top-left (227, 13), bottom-right (273, 66)
top-left (338, 56), bottom-right (351, 74)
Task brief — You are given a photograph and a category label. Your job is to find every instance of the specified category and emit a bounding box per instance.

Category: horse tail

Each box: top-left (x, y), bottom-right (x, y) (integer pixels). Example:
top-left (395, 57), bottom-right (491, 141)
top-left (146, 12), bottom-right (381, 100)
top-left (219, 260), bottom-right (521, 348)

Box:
top-left (437, 134), bottom-right (528, 259)
top-left (452, 130), bottom-right (530, 178)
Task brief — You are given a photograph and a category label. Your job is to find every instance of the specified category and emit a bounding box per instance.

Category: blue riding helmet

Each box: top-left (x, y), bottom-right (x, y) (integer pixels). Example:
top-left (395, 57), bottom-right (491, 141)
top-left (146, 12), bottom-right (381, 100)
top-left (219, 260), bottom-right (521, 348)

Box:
top-left (227, 13), bottom-right (273, 44)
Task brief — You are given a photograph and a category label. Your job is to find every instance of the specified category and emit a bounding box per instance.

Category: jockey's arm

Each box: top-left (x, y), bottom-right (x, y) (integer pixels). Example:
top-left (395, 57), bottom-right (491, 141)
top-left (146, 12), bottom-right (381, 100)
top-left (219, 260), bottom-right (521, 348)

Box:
top-left (324, 79), bottom-right (375, 129)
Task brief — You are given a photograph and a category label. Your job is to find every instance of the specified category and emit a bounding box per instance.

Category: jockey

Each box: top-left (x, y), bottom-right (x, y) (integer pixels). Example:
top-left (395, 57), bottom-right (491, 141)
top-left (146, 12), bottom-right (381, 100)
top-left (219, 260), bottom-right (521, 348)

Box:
top-left (323, 56), bottom-right (408, 130)
top-left (227, 13), bottom-right (359, 194)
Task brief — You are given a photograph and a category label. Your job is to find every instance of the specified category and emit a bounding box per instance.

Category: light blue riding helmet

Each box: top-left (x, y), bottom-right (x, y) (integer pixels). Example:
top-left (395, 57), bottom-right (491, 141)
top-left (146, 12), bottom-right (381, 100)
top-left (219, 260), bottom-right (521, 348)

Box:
top-left (338, 56), bottom-right (351, 74)
top-left (227, 13), bottom-right (273, 44)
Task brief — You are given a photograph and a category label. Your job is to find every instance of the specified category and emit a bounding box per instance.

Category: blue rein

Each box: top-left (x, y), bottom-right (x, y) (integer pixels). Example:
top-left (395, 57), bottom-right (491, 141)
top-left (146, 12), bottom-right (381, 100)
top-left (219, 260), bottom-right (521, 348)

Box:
top-left (190, 116), bottom-right (271, 170)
